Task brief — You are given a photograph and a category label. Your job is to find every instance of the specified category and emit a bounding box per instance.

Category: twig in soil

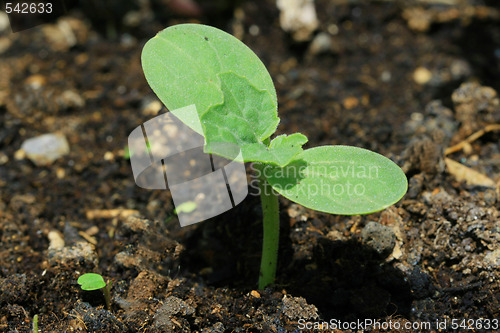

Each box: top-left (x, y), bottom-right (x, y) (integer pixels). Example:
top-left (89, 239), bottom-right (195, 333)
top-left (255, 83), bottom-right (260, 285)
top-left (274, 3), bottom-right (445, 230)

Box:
top-left (85, 208), bottom-right (139, 219)
top-left (67, 310), bottom-right (87, 330)
top-left (78, 231), bottom-right (98, 245)
top-left (444, 158), bottom-right (496, 187)
top-left (445, 124), bottom-right (500, 155)
top-left (414, 0), bottom-right (459, 5)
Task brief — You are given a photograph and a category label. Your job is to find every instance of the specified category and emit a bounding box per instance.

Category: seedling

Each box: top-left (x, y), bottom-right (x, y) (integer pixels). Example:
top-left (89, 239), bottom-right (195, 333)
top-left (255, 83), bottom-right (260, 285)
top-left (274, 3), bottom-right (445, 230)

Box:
top-left (141, 24), bottom-right (408, 289)
top-left (124, 140), bottom-right (151, 160)
top-left (77, 273), bottom-right (111, 310)
top-left (32, 314), bottom-right (38, 333)
top-left (165, 201), bottom-right (198, 223)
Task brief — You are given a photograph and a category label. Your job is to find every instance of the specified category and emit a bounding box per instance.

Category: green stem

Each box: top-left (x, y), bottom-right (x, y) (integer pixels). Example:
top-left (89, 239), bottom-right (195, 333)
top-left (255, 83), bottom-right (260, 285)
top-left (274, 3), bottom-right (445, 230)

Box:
top-left (256, 163), bottom-right (280, 289)
top-left (102, 284), bottom-right (111, 310)
top-left (32, 314), bottom-right (38, 333)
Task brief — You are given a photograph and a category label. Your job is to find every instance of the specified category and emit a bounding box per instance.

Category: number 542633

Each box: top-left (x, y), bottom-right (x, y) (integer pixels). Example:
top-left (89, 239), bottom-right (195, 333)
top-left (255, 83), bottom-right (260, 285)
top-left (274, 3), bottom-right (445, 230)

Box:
top-left (5, 2), bottom-right (53, 14)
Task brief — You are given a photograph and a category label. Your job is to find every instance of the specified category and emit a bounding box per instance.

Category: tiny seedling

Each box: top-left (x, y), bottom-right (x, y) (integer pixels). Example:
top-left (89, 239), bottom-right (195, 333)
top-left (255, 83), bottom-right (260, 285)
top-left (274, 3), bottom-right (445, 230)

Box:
top-left (141, 24), bottom-right (408, 289)
top-left (32, 314), bottom-right (38, 333)
top-left (165, 201), bottom-right (198, 223)
top-left (124, 140), bottom-right (151, 160)
top-left (77, 273), bottom-right (111, 310)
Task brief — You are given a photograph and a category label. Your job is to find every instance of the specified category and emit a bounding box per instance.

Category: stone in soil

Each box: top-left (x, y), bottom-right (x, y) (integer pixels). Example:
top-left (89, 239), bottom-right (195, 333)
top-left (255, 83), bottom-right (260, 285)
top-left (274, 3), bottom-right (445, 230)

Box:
top-left (0, 274), bottom-right (28, 304)
top-left (282, 295), bottom-right (319, 320)
top-left (21, 133), bottom-right (70, 166)
top-left (71, 302), bottom-right (125, 332)
top-left (48, 241), bottom-right (98, 268)
top-left (360, 221), bottom-right (396, 257)
top-left (452, 82), bottom-right (500, 137)
top-left (153, 296), bottom-right (195, 330)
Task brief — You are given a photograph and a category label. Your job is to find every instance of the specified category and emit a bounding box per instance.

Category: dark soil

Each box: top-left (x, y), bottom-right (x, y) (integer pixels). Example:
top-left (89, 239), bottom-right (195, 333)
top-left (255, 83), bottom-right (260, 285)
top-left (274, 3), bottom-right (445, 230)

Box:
top-left (1, 0), bottom-right (499, 332)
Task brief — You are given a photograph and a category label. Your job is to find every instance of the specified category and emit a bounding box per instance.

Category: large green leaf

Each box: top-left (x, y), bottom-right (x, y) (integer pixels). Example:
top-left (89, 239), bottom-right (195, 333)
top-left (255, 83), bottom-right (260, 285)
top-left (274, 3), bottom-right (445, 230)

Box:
top-left (263, 146), bottom-right (408, 215)
top-left (141, 24), bottom-right (277, 138)
top-left (142, 24), bottom-right (309, 166)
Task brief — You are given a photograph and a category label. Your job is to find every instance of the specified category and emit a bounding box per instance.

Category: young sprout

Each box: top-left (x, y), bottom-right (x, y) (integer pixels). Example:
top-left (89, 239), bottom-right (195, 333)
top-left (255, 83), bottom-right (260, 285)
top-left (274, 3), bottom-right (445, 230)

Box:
top-left (141, 24), bottom-right (408, 289)
top-left (77, 273), bottom-right (111, 310)
top-left (165, 201), bottom-right (198, 223)
top-left (124, 140), bottom-right (151, 160)
top-left (174, 201), bottom-right (197, 215)
top-left (32, 314), bottom-right (38, 333)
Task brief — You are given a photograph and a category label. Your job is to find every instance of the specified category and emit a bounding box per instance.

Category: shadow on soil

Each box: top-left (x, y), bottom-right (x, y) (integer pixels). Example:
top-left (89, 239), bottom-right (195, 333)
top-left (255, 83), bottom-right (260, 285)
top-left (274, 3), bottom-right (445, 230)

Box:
top-left (282, 238), bottom-right (414, 321)
top-left (179, 198), bottom-right (417, 321)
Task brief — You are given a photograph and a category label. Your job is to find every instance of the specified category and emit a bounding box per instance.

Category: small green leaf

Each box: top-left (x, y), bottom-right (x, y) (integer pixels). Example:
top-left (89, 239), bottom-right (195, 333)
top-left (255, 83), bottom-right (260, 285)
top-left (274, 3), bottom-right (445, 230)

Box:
top-left (202, 72), bottom-right (278, 146)
top-left (207, 133), bottom-right (307, 167)
top-left (123, 146), bottom-right (131, 159)
top-left (263, 146), bottom-right (408, 215)
top-left (268, 133), bottom-right (308, 163)
top-left (77, 273), bottom-right (106, 291)
top-left (174, 201), bottom-right (198, 214)
top-left (200, 72), bottom-right (306, 165)
top-left (242, 133), bottom-right (308, 166)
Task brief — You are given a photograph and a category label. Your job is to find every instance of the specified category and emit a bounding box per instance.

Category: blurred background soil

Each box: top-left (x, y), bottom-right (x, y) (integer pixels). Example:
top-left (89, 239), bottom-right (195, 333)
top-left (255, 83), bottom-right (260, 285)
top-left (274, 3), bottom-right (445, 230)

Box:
top-left (0, 0), bottom-right (499, 332)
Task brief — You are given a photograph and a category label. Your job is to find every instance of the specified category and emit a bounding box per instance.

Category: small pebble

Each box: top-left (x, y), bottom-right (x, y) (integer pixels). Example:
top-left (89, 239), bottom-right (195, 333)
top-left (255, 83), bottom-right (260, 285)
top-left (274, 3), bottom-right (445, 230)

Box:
top-left (0, 152), bottom-right (9, 165)
top-left (343, 96), bottom-right (359, 110)
top-left (25, 75), bottom-right (47, 89)
top-left (0, 37), bottom-right (12, 54)
top-left (58, 90), bottom-right (85, 109)
top-left (14, 149), bottom-right (25, 160)
top-left (485, 249), bottom-right (500, 268)
top-left (56, 167), bottom-right (65, 179)
top-left (249, 25), bottom-right (260, 36)
top-left (360, 221), bottom-right (396, 257)
top-left (282, 296), bottom-right (319, 320)
top-left (48, 241), bottom-right (98, 267)
top-left (154, 296), bottom-right (195, 329)
top-left (380, 70), bottom-right (391, 82)
top-left (48, 230), bottom-right (65, 250)
top-left (327, 24), bottom-right (339, 35)
top-left (413, 67), bottom-right (432, 85)
top-left (21, 133), bottom-right (70, 166)
top-left (85, 226), bottom-right (99, 236)
top-left (0, 12), bottom-right (10, 33)
top-left (277, 0), bottom-right (319, 41)
top-left (309, 32), bottom-right (332, 55)
top-left (141, 98), bottom-right (162, 116)
top-left (104, 151), bottom-right (114, 161)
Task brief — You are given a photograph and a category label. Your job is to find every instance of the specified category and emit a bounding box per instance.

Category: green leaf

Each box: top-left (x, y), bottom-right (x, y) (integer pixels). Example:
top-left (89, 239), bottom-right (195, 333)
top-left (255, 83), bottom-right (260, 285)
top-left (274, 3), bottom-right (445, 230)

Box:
top-left (263, 146), bottom-right (408, 215)
top-left (77, 273), bottom-right (106, 291)
top-left (174, 201), bottom-right (197, 214)
top-left (207, 133), bottom-right (307, 167)
top-left (243, 133), bottom-right (308, 166)
top-left (202, 72), bottom-right (278, 145)
top-left (141, 24), bottom-right (277, 136)
top-left (200, 72), bottom-right (306, 165)
top-left (141, 24), bottom-right (308, 166)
